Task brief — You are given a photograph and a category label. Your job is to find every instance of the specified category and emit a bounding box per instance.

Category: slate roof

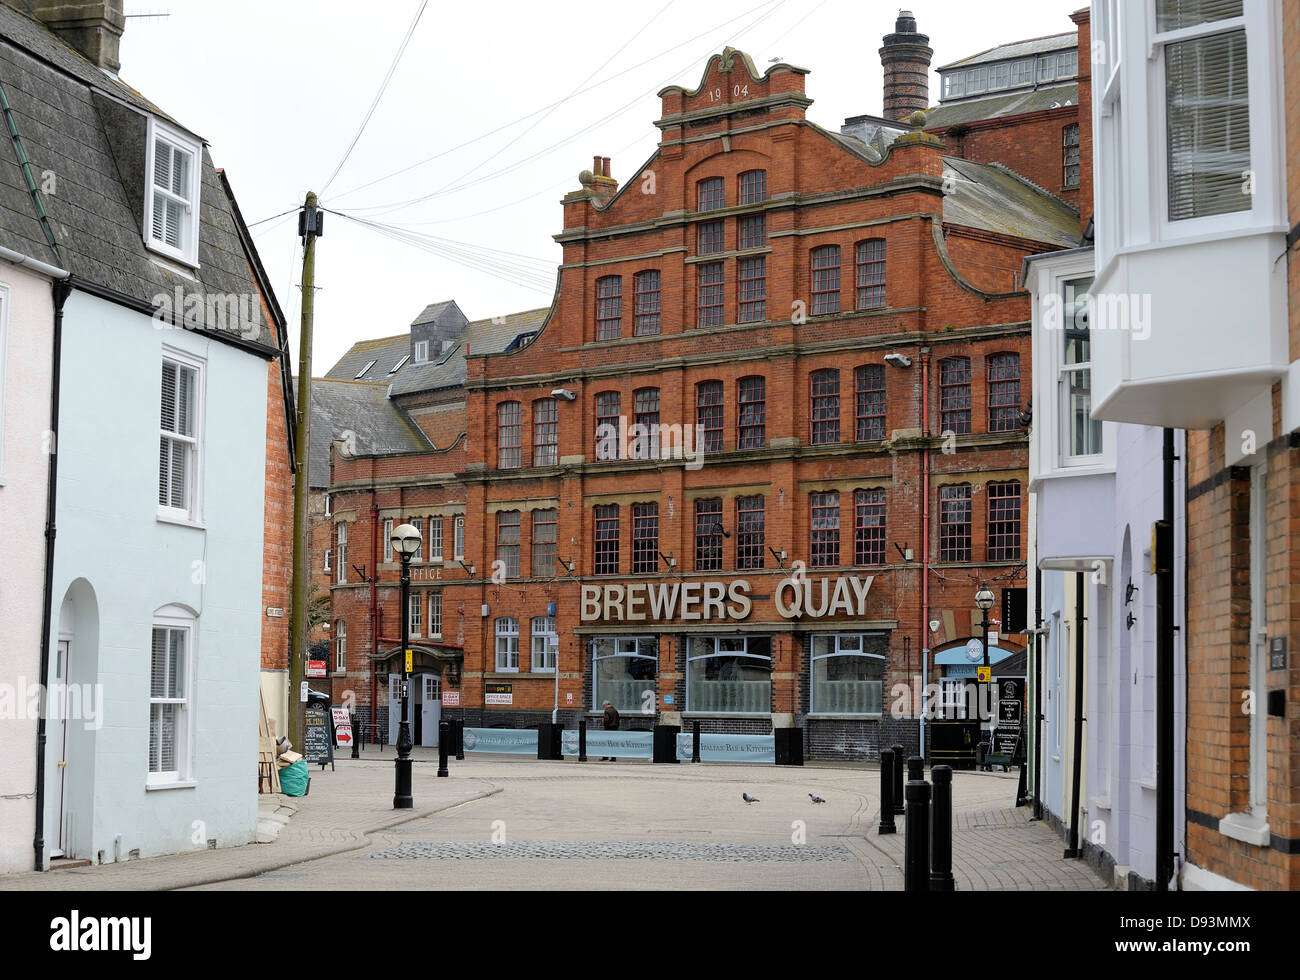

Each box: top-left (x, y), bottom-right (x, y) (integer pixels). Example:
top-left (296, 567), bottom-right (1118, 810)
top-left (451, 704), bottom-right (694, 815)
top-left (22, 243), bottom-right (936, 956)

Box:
top-left (942, 156), bottom-right (1079, 248)
top-left (324, 306), bottom-right (550, 394)
top-left (0, 3), bottom-right (277, 350)
top-left (921, 82), bottom-right (1079, 129)
top-left (303, 380), bottom-right (432, 488)
top-left (936, 32), bottom-right (1077, 71)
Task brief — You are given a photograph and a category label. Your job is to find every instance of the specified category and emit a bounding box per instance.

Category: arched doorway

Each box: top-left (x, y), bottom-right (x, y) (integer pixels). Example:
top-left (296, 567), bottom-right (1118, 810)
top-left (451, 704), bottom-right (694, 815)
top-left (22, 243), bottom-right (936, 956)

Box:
top-left (50, 579), bottom-right (98, 863)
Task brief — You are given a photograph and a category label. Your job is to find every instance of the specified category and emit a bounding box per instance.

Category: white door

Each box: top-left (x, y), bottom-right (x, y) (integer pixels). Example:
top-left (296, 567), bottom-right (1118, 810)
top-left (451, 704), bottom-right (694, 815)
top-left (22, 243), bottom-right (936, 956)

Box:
top-left (52, 640), bottom-right (70, 857)
top-left (421, 675), bottom-right (441, 747)
top-left (388, 675), bottom-right (402, 745)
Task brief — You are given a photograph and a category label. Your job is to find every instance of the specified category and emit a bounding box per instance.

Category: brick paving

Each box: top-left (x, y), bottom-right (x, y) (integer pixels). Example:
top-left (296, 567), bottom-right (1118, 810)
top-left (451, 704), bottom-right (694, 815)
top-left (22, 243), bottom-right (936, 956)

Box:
top-left (1, 750), bottom-right (1109, 891)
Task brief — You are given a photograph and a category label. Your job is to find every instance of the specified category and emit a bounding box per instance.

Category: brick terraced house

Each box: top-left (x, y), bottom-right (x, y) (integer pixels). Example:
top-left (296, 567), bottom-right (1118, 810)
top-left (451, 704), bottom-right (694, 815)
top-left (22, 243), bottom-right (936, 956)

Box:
top-left (321, 12), bottom-right (1088, 759)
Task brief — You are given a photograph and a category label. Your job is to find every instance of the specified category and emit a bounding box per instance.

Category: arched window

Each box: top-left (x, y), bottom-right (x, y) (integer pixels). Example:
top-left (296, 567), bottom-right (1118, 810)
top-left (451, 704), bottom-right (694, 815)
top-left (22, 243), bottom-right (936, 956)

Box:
top-left (595, 275), bottom-right (622, 340)
top-left (855, 365), bottom-right (886, 441)
top-left (697, 380), bottom-right (723, 453)
top-left (738, 169), bottom-right (768, 204)
top-left (987, 352), bottom-right (1021, 432)
top-left (632, 387), bottom-right (660, 459)
top-left (592, 636), bottom-right (657, 711)
top-left (737, 376), bottom-right (766, 448)
top-left (335, 619), bottom-right (346, 671)
top-left (697, 176), bottom-right (725, 212)
top-left (531, 616), bottom-right (557, 673)
top-left (632, 502), bottom-right (659, 573)
top-left (810, 492), bottom-right (840, 567)
top-left (811, 245), bottom-right (841, 315)
top-left (533, 397), bottom-right (558, 466)
top-left (810, 369), bottom-right (840, 444)
top-left (594, 391), bottom-right (621, 460)
top-left (987, 481), bottom-right (1022, 561)
top-left (855, 239), bottom-right (886, 310)
top-left (497, 401), bottom-right (521, 469)
top-left (594, 504), bottom-right (620, 575)
top-left (687, 635), bottom-right (771, 713)
top-left (939, 484), bottom-right (972, 561)
top-left (939, 356), bottom-right (972, 434)
top-left (854, 489), bottom-right (886, 565)
top-left (633, 270), bottom-right (661, 336)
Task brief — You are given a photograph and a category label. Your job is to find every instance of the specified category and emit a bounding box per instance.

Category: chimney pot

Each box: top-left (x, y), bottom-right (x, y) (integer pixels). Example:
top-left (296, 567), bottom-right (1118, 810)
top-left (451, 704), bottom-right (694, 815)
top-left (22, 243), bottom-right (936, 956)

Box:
top-left (593, 155), bottom-right (603, 176)
top-left (880, 10), bottom-right (933, 122)
top-left (602, 157), bottom-right (611, 178)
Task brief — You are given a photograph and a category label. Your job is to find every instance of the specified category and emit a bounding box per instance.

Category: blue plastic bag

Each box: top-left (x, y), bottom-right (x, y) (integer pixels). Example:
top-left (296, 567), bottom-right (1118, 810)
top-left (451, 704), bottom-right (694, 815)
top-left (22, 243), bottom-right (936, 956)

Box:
top-left (279, 760), bottom-right (310, 797)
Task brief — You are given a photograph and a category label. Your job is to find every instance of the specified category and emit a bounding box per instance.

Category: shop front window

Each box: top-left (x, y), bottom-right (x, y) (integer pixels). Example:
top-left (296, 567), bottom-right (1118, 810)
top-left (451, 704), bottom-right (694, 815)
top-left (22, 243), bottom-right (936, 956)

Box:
top-left (810, 633), bottom-right (886, 715)
top-left (591, 636), bottom-right (657, 713)
top-left (686, 636), bottom-right (771, 714)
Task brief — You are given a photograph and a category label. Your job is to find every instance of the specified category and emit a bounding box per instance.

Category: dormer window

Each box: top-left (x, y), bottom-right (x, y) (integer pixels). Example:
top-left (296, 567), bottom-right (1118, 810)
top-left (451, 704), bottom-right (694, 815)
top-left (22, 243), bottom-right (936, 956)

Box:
top-left (145, 118), bottom-right (202, 267)
top-left (414, 341), bottom-right (429, 363)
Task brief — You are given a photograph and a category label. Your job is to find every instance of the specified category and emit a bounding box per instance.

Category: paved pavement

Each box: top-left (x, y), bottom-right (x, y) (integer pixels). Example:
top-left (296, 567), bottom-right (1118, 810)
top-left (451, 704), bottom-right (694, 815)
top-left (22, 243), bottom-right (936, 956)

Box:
top-left (1, 749), bottom-right (1109, 891)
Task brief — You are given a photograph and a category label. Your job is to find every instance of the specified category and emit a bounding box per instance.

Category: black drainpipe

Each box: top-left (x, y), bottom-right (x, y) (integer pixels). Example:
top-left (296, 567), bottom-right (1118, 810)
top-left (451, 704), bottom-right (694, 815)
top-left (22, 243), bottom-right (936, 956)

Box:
top-left (1032, 565), bottom-right (1043, 820)
top-left (1156, 428), bottom-right (1176, 890)
top-left (1064, 570), bottom-right (1085, 858)
top-left (34, 278), bottom-right (72, 871)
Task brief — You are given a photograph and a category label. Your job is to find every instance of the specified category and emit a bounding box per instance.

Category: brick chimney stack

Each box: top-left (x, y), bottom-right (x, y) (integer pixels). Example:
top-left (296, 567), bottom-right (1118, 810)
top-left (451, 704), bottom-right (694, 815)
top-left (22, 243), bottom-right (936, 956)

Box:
top-left (879, 9), bottom-right (932, 122)
top-left (10, 1), bottom-right (126, 73)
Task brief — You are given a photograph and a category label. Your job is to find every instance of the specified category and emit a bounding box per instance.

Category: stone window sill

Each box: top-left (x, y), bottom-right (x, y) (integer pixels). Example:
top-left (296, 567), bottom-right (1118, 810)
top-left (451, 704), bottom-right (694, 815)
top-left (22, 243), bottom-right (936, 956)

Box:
top-left (1218, 811), bottom-right (1270, 847)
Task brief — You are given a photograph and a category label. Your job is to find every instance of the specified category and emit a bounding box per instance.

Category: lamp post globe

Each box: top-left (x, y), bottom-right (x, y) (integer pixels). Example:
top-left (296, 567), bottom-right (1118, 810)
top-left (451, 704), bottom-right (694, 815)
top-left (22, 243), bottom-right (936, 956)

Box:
top-left (393, 522), bottom-right (421, 809)
top-left (975, 581), bottom-right (994, 744)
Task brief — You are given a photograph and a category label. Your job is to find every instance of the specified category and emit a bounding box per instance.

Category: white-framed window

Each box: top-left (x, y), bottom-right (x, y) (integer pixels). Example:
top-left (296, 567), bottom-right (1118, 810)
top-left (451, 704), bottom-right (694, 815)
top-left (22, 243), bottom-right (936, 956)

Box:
top-left (324, 493), bottom-right (332, 516)
top-left (428, 592), bottom-right (442, 639)
top-left (591, 636), bottom-right (657, 712)
top-left (383, 518), bottom-right (394, 563)
top-left (336, 522), bottom-right (347, 584)
top-left (686, 635), bottom-right (771, 714)
top-left (1011, 58), bottom-right (1033, 86)
top-left (323, 548), bottom-right (331, 572)
top-left (531, 615), bottom-right (557, 672)
top-left (414, 340), bottom-right (429, 363)
top-left (144, 118), bottom-right (202, 267)
top-left (454, 515), bottom-right (465, 560)
top-left (158, 347), bottom-right (204, 524)
top-left (1059, 274), bottom-right (1102, 462)
top-left (335, 619), bottom-right (346, 671)
top-left (988, 62), bottom-right (1010, 90)
top-left (409, 592), bottom-right (422, 637)
top-left (149, 606), bottom-right (195, 787)
top-left (810, 633), bottom-right (887, 715)
top-left (967, 66), bottom-right (987, 94)
top-left (429, 516), bottom-right (444, 561)
top-left (940, 677), bottom-right (971, 718)
top-left (495, 617), bottom-right (519, 672)
top-left (410, 517), bottom-right (423, 560)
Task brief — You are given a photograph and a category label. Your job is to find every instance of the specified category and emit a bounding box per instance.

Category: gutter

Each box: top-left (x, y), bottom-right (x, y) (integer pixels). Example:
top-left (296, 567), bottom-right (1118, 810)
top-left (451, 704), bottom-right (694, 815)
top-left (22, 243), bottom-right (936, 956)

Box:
top-left (0, 246), bottom-right (66, 280)
top-left (34, 273), bottom-right (73, 871)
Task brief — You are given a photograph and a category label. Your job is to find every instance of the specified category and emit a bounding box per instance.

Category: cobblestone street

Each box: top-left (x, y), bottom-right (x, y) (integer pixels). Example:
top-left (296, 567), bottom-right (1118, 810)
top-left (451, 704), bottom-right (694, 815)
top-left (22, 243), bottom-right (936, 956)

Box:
top-left (2, 750), bottom-right (1109, 891)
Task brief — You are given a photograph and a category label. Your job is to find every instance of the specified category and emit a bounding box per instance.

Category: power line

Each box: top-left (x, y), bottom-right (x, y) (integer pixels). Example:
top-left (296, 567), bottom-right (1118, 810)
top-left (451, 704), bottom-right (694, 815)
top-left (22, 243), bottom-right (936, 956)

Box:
top-left (337, 0), bottom-right (793, 219)
top-left (325, 0), bottom-right (786, 207)
top-left (319, 0), bottom-right (429, 195)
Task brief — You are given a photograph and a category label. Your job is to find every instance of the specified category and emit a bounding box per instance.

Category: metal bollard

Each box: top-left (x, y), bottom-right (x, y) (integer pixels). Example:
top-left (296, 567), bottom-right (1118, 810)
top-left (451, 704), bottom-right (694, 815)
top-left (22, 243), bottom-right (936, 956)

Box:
top-left (350, 709), bottom-right (359, 759)
top-left (692, 720), bottom-right (701, 763)
top-left (930, 764), bottom-right (955, 891)
top-left (905, 772), bottom-right (931, 892)
top-left (578, 719), bottom-right (588, 762)
top-left (878, 748), bottom-right (897, 834)
top-left (892, 743), bottom-right (906, 815)
top-left (455, 719), bottom-right (465, 761)
top-left (437, 720), bottom-right (449, 777)
top-left (908, 755), bottom-right (925, 782)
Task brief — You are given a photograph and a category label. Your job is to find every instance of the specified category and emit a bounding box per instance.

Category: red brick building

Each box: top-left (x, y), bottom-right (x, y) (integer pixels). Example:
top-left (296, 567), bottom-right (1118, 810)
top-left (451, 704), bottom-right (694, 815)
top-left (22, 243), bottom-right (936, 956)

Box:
top-left (322, 12), bottom-right (1085, 758)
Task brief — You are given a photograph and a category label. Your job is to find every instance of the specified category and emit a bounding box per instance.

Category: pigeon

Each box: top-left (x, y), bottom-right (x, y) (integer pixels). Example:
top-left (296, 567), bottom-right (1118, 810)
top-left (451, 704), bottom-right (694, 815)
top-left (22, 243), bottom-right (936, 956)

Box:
top-left (809, 793), bottom-right (826, 804)
top-left (742, 792), bottom-right (760, 804)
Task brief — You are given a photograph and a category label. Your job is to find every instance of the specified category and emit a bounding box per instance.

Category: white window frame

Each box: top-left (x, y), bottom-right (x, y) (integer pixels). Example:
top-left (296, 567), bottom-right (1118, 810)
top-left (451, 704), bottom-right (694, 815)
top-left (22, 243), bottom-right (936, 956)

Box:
top-left (323, 548), bottom-right (331, 572)
top-left (428, 592), bottom-right (442, 639)
top-left (1011, 58), bottom-right (1033, 86)
top-left (324, 493), bottom-right (332, 516)
top-left (531, 616), bottom-right (557, 673)
top-left (410, 517), bottom-right (423, 561)
top-left (144, 117), bottom-right (202, 268)
top-left (157, 345), bottom-right (205, 526)
top-left (429, 516), bottom-right (444, 561)
top-left (414, 340), bottom-right (429, 363)
top-left (355, 359), bottom-right (377, 379)
top-left (495, 617), bottom-right (519, 672)
top-left (336, 521), bottom-right (347, 584)
top-left (591, 635), bottom-right (658, 711)
top-left (383, 518), bottom-right (394, 563)
top-left (454, 515), bottom-right (465, 561)
top-left (335, 619), bottom-right (346, 672)
top-left (809, 632), bottom-right (887, 716)
top-left (1057, 274), bottom-right (1104, 465)
top-left (685, 635), bottom-right (772, 715)
top-left (147, 605), bottom-right (196, 789)
top-left (409, 592), bottom-right (422, 637)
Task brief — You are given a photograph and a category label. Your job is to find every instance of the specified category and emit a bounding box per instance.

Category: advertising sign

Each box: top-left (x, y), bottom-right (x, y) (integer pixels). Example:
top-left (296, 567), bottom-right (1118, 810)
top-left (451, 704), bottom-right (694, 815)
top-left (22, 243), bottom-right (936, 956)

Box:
top-left (306, 660), bottom-right (327, 678)
top-left (485, 682), bottom-right (513, 705)
top-left (674, 732), bottom-right (776, 763)
top-left (461, 727), bottom-right (536, 755)
top-left (441, 690), bottom-right (460, 707)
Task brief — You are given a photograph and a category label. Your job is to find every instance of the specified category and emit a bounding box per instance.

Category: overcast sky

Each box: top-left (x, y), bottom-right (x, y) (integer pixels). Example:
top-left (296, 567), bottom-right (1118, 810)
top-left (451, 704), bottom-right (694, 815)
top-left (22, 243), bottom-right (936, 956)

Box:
top-left (118, 0), bottom-right (1084, 373)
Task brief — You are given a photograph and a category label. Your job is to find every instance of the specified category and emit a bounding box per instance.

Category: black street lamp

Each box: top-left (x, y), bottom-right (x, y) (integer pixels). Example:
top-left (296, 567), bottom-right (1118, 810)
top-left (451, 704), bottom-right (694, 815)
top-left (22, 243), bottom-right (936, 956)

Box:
top-left (392, 522), bottom-right (422, 809)
top-left (975, 581), bottom-right (995, 731)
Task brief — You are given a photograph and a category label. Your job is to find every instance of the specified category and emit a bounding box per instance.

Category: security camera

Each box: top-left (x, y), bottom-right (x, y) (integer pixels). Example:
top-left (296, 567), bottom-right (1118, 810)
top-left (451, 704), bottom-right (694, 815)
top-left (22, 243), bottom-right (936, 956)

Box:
top-left (551, 388), bottom-right (578, 401)
top-left (884, 353), bottom-right (913, 368)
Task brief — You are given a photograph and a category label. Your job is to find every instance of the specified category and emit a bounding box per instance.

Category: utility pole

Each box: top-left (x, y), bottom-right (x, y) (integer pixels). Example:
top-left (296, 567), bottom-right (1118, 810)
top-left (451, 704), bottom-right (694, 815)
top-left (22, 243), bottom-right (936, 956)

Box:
top-left (288, 191), bottom-right (323, 752)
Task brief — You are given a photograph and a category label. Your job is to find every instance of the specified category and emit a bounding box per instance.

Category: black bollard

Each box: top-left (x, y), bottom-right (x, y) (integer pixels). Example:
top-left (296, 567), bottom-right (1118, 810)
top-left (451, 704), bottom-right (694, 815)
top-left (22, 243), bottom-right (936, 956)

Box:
top-left (578, 718), bottom-right (588, 762)
top-left (892, 743), bottom-right (906, 814)
top-left (350, 709), bottom-right (359, 759)
top-left (930, 764), bottom-right (955, 891)
top-left (454, 719), bottom-right (465, 761)
top-left (692, 720), bottom-right (701, 763)
top-left (905, 772), bottom-right (931, 892)
top-left (908, 755), bottom-right (925, 782)
top-left (437, 720), bottom-right (449, 777)
top-left (878, 748), bottom-right (897, 834)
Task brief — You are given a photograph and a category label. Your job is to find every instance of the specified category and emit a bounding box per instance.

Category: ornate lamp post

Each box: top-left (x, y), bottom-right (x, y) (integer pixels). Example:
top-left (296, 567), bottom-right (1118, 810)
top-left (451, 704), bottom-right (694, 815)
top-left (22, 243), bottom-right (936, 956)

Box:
top-left (974, 582), bottom-right (995, 732)
top-left (392, 522), bottom-right (421, 809)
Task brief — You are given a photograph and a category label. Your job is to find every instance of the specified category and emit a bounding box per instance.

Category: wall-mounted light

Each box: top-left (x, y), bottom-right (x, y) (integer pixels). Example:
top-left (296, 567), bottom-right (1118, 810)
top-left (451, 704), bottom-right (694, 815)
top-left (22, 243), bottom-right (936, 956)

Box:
top-left (768, 546), bottom-right (787, 568)
top-left (458, 559), bottom-right (476, 577)
top-left (884, 353), bottom-right (913, 368)
top-left (550, 388), bottom-right (577, 401)
top-left (658, 551), bottom-right (676, 570)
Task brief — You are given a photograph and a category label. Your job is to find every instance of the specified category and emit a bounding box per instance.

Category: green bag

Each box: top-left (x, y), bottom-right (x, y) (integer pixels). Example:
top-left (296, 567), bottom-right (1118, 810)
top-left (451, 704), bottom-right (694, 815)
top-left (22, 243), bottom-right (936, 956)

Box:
top-left (279, 760), bottom-right (310, 797)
